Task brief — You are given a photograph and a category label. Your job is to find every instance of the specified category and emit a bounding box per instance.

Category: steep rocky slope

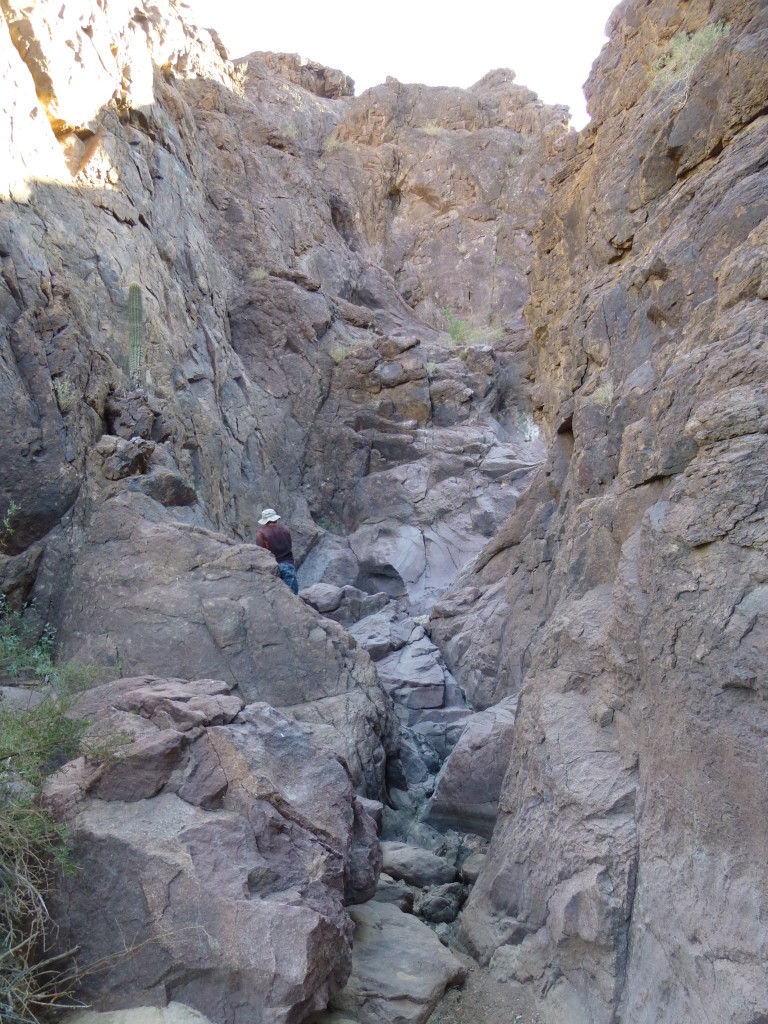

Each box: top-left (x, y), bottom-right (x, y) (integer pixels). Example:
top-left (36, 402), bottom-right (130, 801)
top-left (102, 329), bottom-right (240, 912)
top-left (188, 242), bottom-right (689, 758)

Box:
top-left (431, 1), bottom-right (768, 1021)
top-left (0, 0), bottom-right (561, 1020)
top-left (2, 0), bottom-right (767, 1022)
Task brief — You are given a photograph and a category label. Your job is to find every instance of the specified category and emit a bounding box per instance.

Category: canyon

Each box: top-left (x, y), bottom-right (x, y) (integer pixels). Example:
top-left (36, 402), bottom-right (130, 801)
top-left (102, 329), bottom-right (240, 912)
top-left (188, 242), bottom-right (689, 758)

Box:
top-left (1, 1), bottom-right (767, 1023)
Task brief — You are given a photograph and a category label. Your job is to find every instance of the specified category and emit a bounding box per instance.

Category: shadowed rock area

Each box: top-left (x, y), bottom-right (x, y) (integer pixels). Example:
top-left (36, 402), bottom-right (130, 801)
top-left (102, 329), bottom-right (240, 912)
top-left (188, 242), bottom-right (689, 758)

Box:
top-left (1, 0), bottom-right (767, 1022)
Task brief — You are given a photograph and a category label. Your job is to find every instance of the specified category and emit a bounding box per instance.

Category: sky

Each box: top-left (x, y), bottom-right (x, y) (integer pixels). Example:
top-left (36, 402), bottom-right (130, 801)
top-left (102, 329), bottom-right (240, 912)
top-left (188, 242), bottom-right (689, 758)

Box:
top-left (183, 0), bottom-right (620, 129)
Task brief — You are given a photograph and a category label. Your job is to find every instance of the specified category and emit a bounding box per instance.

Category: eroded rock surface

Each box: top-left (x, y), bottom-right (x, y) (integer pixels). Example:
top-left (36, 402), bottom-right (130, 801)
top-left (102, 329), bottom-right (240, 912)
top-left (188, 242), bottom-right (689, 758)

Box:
top-left (66, 1007), bottom-right (214, 1024)
top-left (431, 2), bottom-right (768, 1021)
top-left (4, 0), bottom-right (768, 1021)
top-left (326, 902), bottom-right (466, 1024)
top-left (47, 677), bottom-right (383, 1022)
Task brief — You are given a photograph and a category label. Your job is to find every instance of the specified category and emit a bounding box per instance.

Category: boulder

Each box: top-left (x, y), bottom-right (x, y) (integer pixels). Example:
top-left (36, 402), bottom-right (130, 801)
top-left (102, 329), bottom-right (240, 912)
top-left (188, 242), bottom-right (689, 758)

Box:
top-left (46, 680), bottom-right (385, 1022)
top-left (282, 688), bottom-right (398, 801)
top-left (414, 882), bottom-right (466, 925)
top-left (373, 872), bottom-right (415, 914)
top-left (63, 1005), bottom-right (214, 1024)
top-left (460, 852), bottom-right (487, 885)
top-left (33, 492), bottom-right (389, 720)
top-left (375, 636), bottom-right (447, 712)
top-left (300, 583), bottom-right (390, 625)
top-left (380, 842), bottom-right (457, 888)
top-left (328, 901), bottom-right (466, 1024)
top-left (347, 607), bottom-right (417, 661)
top-left (425, 698), bottom-right (517, 837)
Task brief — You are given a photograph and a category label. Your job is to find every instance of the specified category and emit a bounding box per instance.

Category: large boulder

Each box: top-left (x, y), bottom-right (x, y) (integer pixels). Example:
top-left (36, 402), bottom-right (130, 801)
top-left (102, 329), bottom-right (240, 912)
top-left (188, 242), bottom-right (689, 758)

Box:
top-left (32, 485), bottom-right (387, 716)
top-left (379, 842), bottom-right (457, 888)
top-left (327, 902), bottom-right (466, 1024)
top-left (424, 697), bottom-right (517, 837)
top-left (47, 678), bottom-right (384, 1022)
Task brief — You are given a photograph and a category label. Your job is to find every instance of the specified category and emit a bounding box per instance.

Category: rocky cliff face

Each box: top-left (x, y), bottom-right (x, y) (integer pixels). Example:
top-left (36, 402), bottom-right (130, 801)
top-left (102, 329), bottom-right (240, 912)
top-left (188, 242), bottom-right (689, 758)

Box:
top-left (1, 0), bottom-right (767, 1021)
top-left (433, 1), bottom-right (768, 1020)
top-left (0, 0), bottom-right (558, 1019)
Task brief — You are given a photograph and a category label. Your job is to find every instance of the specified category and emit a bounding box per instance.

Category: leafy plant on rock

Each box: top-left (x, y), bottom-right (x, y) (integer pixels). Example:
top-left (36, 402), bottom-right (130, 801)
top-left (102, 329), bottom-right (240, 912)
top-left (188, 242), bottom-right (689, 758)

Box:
top-left (651, 20), bottom-right (730, 96)
top-left (442, 308), bottom-right (505, 348)
top-left (0, 595), bottom-right (89, 1022)
top-left (49, 378), bottom-right (78, 415)
top-left (1, 501), bottom-right (19, 555)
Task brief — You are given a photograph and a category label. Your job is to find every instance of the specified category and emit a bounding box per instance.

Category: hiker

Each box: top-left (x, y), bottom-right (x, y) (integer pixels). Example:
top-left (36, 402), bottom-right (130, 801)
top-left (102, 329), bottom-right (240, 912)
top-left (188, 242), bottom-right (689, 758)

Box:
top-left (254, 508), bottom-right (299, 594)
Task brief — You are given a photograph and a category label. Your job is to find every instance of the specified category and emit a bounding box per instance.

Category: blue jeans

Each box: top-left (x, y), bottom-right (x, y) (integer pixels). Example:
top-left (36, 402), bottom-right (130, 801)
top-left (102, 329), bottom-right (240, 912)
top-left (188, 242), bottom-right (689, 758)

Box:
top-left (278, 561), bottom-right (299, 595)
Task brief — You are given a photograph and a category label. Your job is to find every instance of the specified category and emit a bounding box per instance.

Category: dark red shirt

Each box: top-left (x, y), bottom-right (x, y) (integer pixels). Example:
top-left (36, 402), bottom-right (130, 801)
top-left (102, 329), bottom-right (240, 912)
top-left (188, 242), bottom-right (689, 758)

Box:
top-left (254, 522), bottom-right (294, 565)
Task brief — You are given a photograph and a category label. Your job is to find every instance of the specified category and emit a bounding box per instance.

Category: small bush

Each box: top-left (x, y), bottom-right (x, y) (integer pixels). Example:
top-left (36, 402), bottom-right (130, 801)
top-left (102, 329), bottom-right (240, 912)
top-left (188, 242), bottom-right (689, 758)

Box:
top-left (50, 378), bottom-right (78, 414)
top-left (322, 135), bottom-right (344, 155)
top-left (0, 595), bottom-right (94, 1022)
top-left (591, 380), bottom-right (614, 407)
top-left (651, 20), bottom-right (730, 93)
top-left (442, 309), bottom-right (505, 348)
top-left (0, 603), bottom-right (56, 684)
top-left (419, 120), bottom-right (444, 137)
top-left (1, 501), bottom-right (19, 554)
top-left (316, 515), bottom-right (344, 535)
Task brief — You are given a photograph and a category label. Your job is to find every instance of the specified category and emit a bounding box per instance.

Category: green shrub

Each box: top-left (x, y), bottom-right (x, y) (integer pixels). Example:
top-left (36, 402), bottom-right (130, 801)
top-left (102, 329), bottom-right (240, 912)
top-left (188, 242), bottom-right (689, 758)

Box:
top-left (651, 20), bottom-right (730, 92)
top-left (316, 514), bottom-right (344, 535)
top-left (329, 343), bottom-right (349, 364)
top-left (1, 501), bottom-right (19, 554)
top-left (442, 308), bottom-right (505, 348)
top-left (0, 602), bottom-right (56, 684)
top-left (443, 308), bottom-right (469, 344)
top-left (49, 378), bottom-right (78, 414)
top-left (0, 596), bottom-right (93, 1022)
top-left (322, 135), bottom-right (344, 155)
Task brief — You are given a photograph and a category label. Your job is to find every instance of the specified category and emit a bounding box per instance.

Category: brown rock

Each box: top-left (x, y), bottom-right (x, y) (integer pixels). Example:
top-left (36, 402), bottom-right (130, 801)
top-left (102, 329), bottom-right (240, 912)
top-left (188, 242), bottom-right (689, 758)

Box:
top-left (438, 3), bottom-right (768, 1020)
top-left (47, 684), bottom-right (382, 1022)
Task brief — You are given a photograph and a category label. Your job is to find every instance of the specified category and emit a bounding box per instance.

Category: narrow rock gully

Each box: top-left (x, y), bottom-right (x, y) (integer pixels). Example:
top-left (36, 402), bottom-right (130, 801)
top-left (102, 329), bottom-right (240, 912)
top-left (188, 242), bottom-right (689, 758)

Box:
top-left (296, 417), bottom-right (545, 1024)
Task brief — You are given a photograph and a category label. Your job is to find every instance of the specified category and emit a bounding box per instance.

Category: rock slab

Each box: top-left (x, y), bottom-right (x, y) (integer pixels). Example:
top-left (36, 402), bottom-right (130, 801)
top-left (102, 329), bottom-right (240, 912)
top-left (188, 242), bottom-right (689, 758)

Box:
top-left (328, 902), bottom-right (466, 1024)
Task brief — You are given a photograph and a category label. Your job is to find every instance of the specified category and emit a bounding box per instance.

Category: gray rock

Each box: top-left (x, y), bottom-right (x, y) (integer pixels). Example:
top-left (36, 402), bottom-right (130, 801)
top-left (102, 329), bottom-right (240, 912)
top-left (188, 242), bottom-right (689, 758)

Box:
top-left (45, 683), bottom-right (385, 1021)
top-left (0, 685), bottom-right (46, 710)
top-left (300, 582), bottom-right (346, 614)
top-left (425, 698), bottom-right (517, 837)
top-left (282, 688), bottom-right (398, 801)
top-left (348, 607), bottom-right (416, 661)
top-left (380, 842), bottom-right (457, 888)
top-left (300, 584), bottom-right (391, 625)
top-left (328, 901), bottom-right (466, 1024)
top-left (63, 1005), bottom-right (213, 1024)
top-left (414, 882), bottom-right (466, 924)
top-left (460, 852), bottom-right (487, 884)
top-left (376, 637), bottom-right (447, 711)
top-left (373, 873), bottom-right (415, 913)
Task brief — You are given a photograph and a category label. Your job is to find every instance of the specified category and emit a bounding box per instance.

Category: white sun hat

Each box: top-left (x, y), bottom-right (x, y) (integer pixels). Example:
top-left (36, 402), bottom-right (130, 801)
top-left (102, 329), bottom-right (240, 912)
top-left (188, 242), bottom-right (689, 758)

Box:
top-left (258, 508), bottom-right (281, 525)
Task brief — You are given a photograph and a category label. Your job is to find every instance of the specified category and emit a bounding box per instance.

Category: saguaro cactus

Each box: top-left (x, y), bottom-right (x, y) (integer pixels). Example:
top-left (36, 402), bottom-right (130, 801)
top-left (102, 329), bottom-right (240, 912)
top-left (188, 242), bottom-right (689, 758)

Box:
top-left (128, 283), bottom-right (143, 387)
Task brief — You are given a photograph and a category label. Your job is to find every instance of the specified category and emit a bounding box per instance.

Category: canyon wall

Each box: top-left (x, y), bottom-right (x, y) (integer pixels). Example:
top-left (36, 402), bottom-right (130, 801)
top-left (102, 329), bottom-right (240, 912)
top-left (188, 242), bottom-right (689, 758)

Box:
top-left (432, 1), bottom-right (768, 1020)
